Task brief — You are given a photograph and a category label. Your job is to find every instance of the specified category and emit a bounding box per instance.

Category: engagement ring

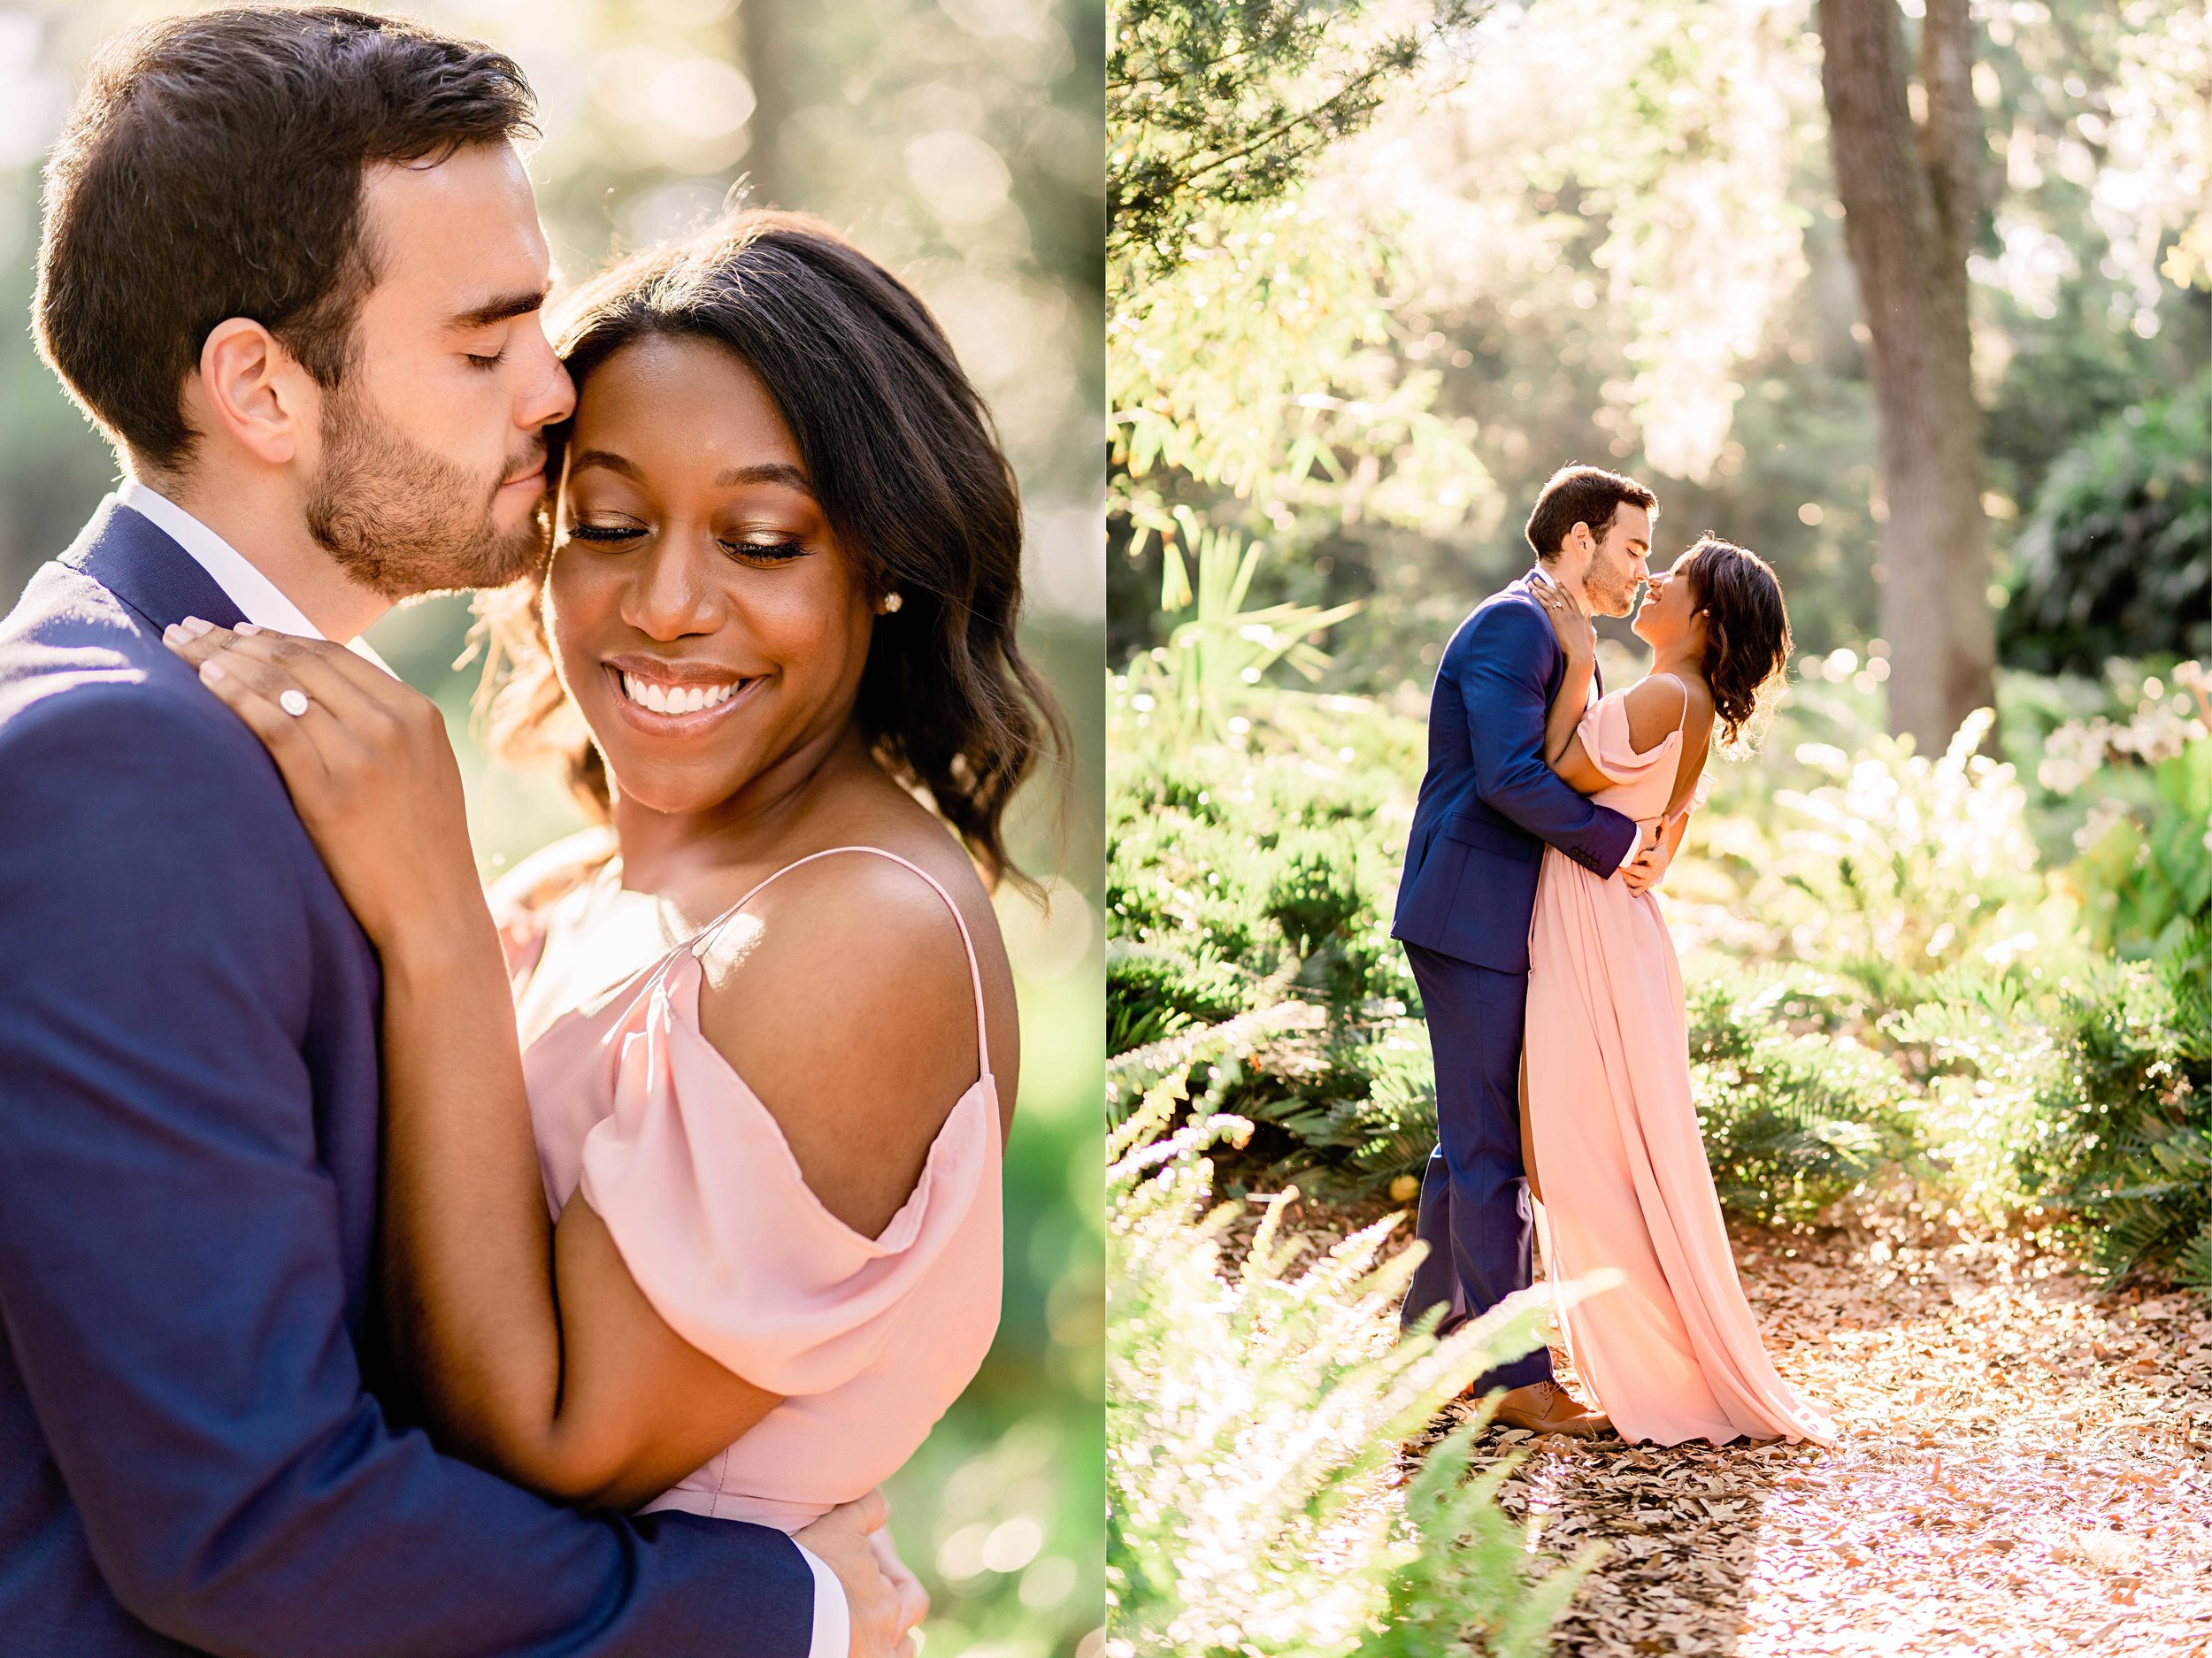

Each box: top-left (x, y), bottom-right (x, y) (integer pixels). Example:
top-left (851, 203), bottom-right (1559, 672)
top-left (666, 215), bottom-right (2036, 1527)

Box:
top-left (279, 689), bottom-right (310, 718)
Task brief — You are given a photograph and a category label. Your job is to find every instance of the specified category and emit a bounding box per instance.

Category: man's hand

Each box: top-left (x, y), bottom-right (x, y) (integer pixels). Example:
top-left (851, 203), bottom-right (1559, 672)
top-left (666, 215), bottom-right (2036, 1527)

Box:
top-left (1618, 823), bottom-right (1671, 894)
top-left (795, 1491), bottom-right (918, 1658)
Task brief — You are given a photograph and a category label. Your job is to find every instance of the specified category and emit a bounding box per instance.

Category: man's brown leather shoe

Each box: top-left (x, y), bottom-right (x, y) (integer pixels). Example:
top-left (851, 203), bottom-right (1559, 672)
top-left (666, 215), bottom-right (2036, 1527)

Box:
top-left (1485, 1378), bottom-right (1613, 1438)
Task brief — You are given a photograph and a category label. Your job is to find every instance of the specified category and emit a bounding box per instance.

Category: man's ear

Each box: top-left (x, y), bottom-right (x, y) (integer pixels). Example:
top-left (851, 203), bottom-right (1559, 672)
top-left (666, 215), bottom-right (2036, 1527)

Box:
top-left (188, 318), bottom-right (317, 466)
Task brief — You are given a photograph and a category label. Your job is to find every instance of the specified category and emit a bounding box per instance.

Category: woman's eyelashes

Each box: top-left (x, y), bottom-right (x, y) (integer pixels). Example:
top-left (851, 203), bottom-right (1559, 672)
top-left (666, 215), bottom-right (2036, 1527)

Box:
top-left (564, 519), bottom-right (810, 562)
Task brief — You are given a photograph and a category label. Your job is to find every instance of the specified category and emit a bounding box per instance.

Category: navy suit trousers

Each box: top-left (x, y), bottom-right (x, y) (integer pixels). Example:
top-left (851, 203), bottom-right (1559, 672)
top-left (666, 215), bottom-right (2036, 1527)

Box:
top-left (1397, 943), bottom-right (1553, 1393)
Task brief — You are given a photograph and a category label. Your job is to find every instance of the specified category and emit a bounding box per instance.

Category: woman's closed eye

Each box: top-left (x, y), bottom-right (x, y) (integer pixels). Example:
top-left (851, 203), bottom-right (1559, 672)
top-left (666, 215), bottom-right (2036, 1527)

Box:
top-left (722, 535), bottom-right (809, 563)
top-left (565, 521), bottom-right (810, 564)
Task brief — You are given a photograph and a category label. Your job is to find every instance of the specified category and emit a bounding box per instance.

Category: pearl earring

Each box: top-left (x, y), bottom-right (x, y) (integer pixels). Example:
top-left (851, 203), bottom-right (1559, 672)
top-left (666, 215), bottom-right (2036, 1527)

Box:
top-left (879, 592), bottom-right (903, 614)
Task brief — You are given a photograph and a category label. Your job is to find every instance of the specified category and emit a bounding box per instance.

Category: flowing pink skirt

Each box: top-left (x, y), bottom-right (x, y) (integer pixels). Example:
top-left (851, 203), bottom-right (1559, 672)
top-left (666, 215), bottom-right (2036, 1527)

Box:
top-left (1525, 847), bottom-right (1837, 1447)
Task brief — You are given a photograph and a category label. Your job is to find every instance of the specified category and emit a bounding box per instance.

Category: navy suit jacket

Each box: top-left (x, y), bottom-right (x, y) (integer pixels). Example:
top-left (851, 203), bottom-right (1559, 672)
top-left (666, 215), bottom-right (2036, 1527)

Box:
top-left (0, 502), bottom-right (813, 1655)
top-left (1391, 571), bottom-right (1640, 974)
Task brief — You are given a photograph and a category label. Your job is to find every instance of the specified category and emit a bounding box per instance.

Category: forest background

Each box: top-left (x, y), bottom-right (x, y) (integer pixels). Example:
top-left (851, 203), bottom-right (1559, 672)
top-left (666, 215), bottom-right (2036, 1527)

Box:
top-left (1106, 0), bottom-right (2209, 1652)
top-left (0, 4), bottom-right (1106, 1656)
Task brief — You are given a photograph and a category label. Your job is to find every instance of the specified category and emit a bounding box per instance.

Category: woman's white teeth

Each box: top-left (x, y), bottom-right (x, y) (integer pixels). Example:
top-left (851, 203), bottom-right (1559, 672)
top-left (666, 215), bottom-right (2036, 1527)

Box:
top-left (619, 672), bottom-right (740, 715)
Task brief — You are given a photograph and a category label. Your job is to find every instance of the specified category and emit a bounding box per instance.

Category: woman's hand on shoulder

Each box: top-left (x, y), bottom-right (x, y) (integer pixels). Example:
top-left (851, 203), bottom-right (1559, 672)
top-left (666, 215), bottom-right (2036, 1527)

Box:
top-left (1531, 580), bottom-right (1595, 666)
top-left (161, 618), bottom-right (482, 951)
top-left (695, 851), bottom-right (988, 1240)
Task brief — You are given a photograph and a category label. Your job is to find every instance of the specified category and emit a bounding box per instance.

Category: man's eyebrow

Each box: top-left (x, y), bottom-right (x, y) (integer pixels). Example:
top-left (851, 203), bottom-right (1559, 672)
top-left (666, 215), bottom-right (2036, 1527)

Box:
top-left (445, 288), bottom-right (550, 333)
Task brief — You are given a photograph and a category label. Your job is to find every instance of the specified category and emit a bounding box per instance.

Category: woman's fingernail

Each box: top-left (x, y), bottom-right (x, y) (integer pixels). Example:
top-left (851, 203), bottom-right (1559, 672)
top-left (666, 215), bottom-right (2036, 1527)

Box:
top-left (179, 617), bottom-right (211, 637)
top-left (234, 622), bottom-right (261, 635)
top-left (200, 659), bottom-right (227, 684)
top-left (162, 624), bottom-right (182, 643)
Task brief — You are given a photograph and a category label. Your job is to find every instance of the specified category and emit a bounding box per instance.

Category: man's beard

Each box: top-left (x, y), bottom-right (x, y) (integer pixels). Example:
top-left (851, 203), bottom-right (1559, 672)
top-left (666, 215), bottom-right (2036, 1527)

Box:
top-left (1589, 566), bottom-right (1640, 618)
top-left (304, 384), bottom-right (550, 600)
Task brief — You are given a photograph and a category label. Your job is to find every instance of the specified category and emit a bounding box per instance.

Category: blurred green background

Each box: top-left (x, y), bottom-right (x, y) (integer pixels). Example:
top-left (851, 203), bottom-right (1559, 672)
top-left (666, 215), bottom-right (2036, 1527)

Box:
top-left (1107, 0), bottom-right (2208, 690)
top-left (0, 3), bottom-right (1103, 1654)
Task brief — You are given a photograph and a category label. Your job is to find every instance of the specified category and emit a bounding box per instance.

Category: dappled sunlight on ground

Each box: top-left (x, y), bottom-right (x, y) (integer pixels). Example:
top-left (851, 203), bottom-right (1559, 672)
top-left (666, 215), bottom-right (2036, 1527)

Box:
top-left (1371, 1209), bottom-right (2212, 1655)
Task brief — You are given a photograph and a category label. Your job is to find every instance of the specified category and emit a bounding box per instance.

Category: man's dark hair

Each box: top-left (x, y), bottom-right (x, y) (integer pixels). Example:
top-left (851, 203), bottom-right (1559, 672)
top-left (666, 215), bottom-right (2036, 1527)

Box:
top-left (35, 6), bottom-right (536, 473)
top-left (1525, 464), bottom-right (1658, 561)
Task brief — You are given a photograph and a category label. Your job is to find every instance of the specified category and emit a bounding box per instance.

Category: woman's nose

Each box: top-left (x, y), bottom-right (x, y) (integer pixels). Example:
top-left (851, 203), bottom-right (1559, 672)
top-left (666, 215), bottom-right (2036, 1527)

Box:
top-left (622, 540), bottom-right (718, 640)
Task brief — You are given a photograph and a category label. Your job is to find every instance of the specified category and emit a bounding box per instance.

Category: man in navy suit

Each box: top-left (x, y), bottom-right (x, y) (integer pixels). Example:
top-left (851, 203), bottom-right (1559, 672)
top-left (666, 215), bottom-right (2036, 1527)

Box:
top-left (1391, 464), bottom-right (1665, 1437)
top-left (0, 11), bottom-right (901, 1654)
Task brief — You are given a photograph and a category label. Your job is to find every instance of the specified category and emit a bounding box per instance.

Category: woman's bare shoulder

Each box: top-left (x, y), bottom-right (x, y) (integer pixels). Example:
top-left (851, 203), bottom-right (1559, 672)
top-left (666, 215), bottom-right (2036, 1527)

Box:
top-left (1622, 672), bottom-right (1691, 755)
top-left (692, 836), bottom-right (1004, 1235)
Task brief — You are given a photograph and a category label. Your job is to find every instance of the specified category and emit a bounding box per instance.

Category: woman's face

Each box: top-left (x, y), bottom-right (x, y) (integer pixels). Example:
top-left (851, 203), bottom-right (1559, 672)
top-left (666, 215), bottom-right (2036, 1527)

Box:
top-left (1631, 553), bottom-right (1705, 650)
top-left (544, 333), bottom-right (875, 817)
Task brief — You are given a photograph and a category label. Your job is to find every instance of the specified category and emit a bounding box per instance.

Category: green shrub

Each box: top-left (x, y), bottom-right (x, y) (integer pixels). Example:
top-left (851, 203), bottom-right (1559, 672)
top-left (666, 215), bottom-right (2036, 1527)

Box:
top-left (1254, 1021), bottom-right (1438, 1198)
top-left (1105, 1078), bottom-right (1602, 1656)
top-left (1262, 836), bottom-right (1393, 1009)
top-left (2001, 373), bottom-right (2212, 674)
top-left (1763, 709), bottom-right (2062, 984)
top-left (1686, 973), bottom-right (1920, 1225)
top-left (1107, 940), bottom-right (1254, 1055)
top-left (1368, 1425), bottom-right (1605, 1658)
top-left (2068, 730), bottom-right (2212, 966)
top-left (2036, 962), bottom-right (2212, 1289)
top-left (1109, 675), bottom-right (2209, 1296)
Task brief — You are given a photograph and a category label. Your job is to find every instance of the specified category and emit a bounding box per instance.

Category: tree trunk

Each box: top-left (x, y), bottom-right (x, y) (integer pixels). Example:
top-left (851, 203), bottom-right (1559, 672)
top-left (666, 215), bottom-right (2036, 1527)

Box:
top-left (734, 0), bottom-right (795, 208)
top-left (1816, 0), bottom-right (1993, 752)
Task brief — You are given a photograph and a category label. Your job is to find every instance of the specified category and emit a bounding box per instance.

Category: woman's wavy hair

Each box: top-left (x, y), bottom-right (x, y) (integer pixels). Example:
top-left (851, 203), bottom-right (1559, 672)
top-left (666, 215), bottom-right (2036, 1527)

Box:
top-left (1677, 534), bottom-right (1791, 754)
top-left (472, 210), bottom-right (1066, 893)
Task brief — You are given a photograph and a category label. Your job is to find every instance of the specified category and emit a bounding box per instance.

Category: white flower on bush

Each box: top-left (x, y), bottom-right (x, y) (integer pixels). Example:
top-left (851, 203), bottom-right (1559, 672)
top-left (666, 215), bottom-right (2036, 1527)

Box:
top-left (2039, 665), bottom-right (2210, 795)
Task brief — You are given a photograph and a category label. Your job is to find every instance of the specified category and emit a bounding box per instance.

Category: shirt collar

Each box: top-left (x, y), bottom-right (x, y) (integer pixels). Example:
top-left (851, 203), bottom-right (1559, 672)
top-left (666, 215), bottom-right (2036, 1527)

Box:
top-left (115, 479), bottom-right (326, 640)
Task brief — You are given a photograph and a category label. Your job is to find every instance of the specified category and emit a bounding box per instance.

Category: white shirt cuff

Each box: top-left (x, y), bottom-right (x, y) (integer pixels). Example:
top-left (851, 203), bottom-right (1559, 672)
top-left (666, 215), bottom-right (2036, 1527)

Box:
top-left (794, 1541), bottom-right (849, 1658)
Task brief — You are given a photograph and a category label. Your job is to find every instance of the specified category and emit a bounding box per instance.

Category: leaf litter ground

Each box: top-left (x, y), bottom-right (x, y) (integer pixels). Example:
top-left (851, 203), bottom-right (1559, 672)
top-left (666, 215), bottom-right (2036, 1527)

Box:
top-left (1246, 1191), bottom-right (2212, 1656)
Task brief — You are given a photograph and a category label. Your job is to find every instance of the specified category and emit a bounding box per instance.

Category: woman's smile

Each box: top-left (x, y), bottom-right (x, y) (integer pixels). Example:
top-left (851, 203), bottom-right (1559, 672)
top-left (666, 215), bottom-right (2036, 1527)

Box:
top-left (602, 656), bottom-right (766, 733)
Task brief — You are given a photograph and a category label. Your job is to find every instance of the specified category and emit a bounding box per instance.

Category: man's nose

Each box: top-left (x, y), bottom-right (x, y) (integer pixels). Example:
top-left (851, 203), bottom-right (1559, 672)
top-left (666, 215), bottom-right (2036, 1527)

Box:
top-left (518, 326), bottom-right (576, 432)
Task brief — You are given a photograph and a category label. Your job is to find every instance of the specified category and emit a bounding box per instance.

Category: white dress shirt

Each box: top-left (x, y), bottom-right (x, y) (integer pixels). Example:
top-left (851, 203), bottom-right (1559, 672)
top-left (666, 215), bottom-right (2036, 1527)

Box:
top-left (113, 479), bottom-right (853, 1658)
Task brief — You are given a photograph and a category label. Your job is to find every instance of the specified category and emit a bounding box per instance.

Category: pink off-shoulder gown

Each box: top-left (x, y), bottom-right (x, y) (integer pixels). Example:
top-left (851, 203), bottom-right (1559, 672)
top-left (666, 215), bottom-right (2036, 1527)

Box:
top-left (503, 845), bottom-right (1004, 1530)
top-left (1525, 681), bottom-right (1836, 1447)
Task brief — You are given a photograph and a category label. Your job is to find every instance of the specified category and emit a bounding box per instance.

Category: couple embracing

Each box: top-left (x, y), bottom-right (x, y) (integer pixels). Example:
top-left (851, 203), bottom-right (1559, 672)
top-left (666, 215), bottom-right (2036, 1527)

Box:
top-left (1395, 464), bottom-right (1839, 1448)
top-left (0, 9), bottom-right (1058, 1655)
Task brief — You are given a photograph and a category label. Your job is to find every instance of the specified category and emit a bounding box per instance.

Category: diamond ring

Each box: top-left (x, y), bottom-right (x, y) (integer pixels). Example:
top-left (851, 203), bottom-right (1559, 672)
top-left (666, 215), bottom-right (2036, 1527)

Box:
top-left (279, 688), bottom-right (310, 718)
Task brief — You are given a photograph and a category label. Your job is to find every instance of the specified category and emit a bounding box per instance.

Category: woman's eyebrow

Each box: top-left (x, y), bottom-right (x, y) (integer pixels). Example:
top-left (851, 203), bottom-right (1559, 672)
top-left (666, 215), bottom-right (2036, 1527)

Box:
top-left (566, 452), bottom-right (814, 495)
top-left (567, 449), bottom-right (642, 480)
top-left (713, 462), bottom-right (814, 495)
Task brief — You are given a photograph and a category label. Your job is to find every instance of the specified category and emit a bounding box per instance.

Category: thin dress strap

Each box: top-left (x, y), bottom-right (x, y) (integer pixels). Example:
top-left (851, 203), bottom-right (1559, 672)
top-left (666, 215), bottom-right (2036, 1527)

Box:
top-left (1657, 672), bottom-right (1698, 825)
top-left (688, 846), bottom-right (993, 1082)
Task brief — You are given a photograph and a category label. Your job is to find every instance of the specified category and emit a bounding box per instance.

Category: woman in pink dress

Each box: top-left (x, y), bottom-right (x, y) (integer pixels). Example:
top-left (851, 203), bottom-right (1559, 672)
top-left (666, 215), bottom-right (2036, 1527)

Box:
top-left (164, 212), bottom-right (1063, 1634)
top-left (1522, 536), bottom-right (1837, 1447)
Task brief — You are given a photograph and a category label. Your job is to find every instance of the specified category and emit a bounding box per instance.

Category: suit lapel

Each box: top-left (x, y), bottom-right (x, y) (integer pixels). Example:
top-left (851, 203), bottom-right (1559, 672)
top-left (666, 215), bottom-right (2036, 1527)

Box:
top-left (61, 498), bottom-right (248, 635)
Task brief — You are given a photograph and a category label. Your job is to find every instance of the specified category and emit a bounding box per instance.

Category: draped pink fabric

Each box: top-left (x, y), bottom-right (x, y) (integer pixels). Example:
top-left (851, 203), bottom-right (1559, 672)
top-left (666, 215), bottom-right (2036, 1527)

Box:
top-left (515, 848), bottom-right (1004, 1529)
top-left (1526, 683), bottom-right (1836, 1447)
